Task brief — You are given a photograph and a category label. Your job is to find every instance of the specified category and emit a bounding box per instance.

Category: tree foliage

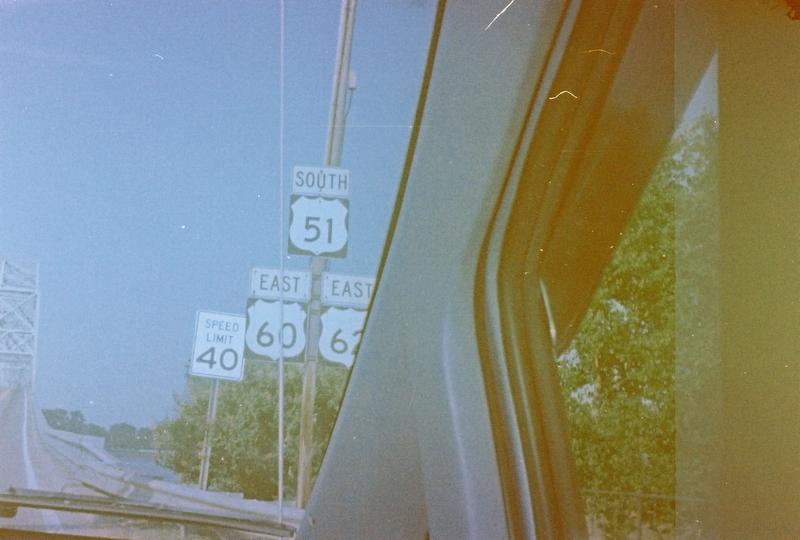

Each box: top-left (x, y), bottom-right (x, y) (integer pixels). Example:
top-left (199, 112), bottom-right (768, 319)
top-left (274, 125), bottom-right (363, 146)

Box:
top-left (556, 114), bottom-right (717, 538)
top-left (42, 408), bottom-right (107, 437)
top-left (154, 361), bottom-right (348, 500)
top-left (105, 423), bottom-right (154, 450)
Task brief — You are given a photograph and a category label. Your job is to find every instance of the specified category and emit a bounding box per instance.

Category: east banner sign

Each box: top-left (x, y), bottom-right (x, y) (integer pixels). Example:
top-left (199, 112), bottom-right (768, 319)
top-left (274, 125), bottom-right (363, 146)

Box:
top-left (322, 273), bottom-right (375, 309)
top-left (251, 268), bottom-right (310, 302)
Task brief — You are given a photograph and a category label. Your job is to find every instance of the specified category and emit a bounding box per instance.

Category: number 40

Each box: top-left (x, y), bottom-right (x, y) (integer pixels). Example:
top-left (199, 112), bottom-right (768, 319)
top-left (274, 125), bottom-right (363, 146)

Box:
top-left (195, 347), bottom-right (239, 371)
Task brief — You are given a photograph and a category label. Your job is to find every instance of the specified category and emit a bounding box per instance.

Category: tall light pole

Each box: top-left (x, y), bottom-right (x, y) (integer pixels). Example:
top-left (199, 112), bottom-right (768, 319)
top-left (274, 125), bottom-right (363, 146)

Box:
top-left (295, 0), bottom-right (357, 509)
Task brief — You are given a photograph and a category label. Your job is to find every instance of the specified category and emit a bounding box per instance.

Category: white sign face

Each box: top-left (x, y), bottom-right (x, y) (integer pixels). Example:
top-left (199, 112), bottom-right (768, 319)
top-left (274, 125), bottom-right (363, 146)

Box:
top-left (292, 166), bottom-right (349, 198)
top-left (319, 307), bottom-right (367, 367)
top-left (322, 273), bottom-right (375, 309)
top-left (288, 195), bottom-right (349, 257)
top-left (191, 311), bottom-right (246, 381)
top-left (251, 268), bottom-right (310, 301)
top-left (245, 298), bottom-right (307, 361)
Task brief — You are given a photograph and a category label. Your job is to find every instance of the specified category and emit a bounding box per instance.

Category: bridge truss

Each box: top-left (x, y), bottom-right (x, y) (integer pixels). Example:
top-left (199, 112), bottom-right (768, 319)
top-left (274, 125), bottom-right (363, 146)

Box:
top-left (0, 260), bottom-right (38, 387)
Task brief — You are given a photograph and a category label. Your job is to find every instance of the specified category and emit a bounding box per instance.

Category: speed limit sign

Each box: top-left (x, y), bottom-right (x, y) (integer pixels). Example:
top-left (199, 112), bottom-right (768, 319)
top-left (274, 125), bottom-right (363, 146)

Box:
top-left (288, 195), bottom-right (349, 257)
top-left (244, 298), bottom-right (307, 361)
top-left (191, 311), bottom-right (246, 381)
top-left (319, 307), bottom-right (367, 367)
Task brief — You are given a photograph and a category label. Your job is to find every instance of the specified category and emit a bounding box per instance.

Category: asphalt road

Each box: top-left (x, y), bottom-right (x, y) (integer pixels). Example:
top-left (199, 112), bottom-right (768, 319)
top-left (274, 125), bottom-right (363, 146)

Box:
top-left (0, 386), bottom-right (258, 539)
top-left (0, 384), bottom-right (104, 534)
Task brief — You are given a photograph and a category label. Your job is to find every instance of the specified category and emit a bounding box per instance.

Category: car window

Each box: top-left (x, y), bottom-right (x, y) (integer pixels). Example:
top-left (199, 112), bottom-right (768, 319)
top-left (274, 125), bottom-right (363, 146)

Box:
top-left (556, 64), bottom-right (718, 538)
top-left (0, 1), bottom-right (435, 536)
top-left (489, 3), bottom-right (722, 537)
top-left (538, 10), bottom-right (721, 540)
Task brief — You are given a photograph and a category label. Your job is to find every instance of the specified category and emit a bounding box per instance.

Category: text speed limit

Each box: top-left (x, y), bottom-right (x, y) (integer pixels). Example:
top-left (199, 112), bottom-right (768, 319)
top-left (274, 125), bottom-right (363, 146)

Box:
top-left (319, 307), bottom-right (367, 367)
top-left (288, 195), bottom-right (349, 257)
top-left (245, 298), bottom-right (307, 362)
top-left (191, 311), bottom-right (246, 381)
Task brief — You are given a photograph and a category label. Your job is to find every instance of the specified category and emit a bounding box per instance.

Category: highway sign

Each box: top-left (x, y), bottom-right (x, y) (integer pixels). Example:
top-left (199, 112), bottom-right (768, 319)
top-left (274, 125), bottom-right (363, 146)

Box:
top-left (245, 298), bottom-right (307, 361)
top-left (292, 166), bottom-right (349, 198)
top-left (288, 195), bottom-right (349, 257)
top-left (251, 268), bottom-right (310, 301)
top-left (191, 311), bottom-right (246, 381)
top-left (322, 273), bottom-right (375, 309)
top-left (319, 307), bottom-right (367, 367)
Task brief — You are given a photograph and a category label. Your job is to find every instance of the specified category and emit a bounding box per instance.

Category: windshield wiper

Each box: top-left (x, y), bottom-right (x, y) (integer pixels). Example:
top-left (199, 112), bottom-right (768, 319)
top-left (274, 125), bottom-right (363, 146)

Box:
top-left (0, 487), bottom-right (295, 537)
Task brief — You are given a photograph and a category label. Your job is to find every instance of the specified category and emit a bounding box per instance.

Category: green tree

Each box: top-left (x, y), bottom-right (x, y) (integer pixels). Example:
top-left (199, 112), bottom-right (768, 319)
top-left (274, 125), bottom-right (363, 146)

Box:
top-left (135, 427), bottom-right (154, 450)
top-left (42, 407), bottom-right (107, 437)
top-left (557, 114), bottom-right (717, 538)
top-left (42, 408), bottom-right (70, 430)
top-left (106, 423), bottom-right (139, 449)
top-left (155, 360), bottom-right (348, 500)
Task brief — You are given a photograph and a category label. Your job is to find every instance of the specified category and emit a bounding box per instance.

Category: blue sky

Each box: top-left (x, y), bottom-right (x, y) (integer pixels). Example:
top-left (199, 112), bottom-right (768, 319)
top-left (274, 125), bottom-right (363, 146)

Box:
top-left (0, 0), bottom-right (435, 427)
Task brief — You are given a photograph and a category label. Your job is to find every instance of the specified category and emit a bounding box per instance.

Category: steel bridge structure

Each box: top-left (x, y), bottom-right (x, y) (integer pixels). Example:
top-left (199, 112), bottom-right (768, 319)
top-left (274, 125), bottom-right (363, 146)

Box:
top-left (0, 259), bottom-right (38, 387)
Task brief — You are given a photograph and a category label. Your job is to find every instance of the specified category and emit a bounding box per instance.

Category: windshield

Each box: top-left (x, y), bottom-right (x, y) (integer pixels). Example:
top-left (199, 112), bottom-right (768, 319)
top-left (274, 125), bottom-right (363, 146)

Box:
top-left (0, 1), bottom-right (435, 536)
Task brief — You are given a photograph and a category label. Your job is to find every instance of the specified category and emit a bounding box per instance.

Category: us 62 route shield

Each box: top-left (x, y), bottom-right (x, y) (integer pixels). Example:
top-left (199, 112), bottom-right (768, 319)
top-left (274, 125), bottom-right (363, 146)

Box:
top-left (319, 307), bottom-right (367, 367)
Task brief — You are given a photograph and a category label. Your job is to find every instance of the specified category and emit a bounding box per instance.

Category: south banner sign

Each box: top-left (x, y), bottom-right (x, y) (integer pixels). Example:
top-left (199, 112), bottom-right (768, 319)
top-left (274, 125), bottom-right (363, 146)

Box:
top-left (292, 166), bottom-right (349, 198)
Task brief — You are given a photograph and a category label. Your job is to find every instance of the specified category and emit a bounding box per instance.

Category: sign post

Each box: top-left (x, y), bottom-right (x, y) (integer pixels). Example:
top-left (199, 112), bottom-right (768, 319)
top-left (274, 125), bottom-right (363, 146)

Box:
top-left (198, 379), bottom-right (220, 490)
top-left (190, 310), bottom-right (246, 490)
top-left (294, 0), bottom-right (358, 510)
top-left (244, 267), bottom-right (311, 513)
top-left (291, 167), bottom-right (351, 506)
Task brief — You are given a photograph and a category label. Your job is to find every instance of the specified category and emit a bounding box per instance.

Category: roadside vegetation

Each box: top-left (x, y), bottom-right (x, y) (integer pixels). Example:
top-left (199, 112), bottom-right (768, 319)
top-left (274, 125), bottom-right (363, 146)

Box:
top-left (41, 408), bottom-right (155, 451)
top-left (154, 361), bottom-right (347, 500)
top-left (557, 114), bottom-right (718, 538)
top-left (42, 408), bottom-right (107, 437)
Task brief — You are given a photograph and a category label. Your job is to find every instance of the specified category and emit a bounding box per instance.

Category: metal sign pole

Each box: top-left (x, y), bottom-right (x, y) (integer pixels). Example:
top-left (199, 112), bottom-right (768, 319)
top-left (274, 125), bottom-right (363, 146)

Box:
top-left (277, 0), bottom-right (286, 523)
top-left (198, 379), bottom-right (220, 490)
top-left (295, 0), bottom-right (357, 509)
